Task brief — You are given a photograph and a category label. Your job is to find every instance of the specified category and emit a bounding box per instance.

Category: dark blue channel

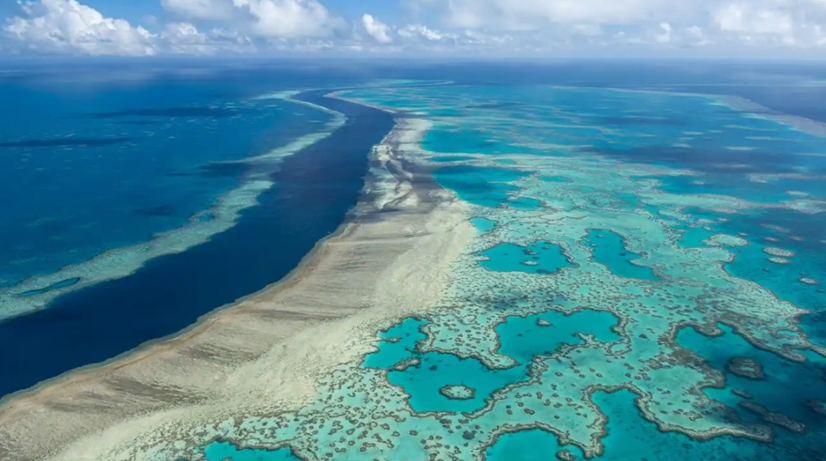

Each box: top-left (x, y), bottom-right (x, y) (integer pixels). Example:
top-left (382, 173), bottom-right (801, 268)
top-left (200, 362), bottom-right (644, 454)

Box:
top-left (0, 91), bottom-right (394, 398)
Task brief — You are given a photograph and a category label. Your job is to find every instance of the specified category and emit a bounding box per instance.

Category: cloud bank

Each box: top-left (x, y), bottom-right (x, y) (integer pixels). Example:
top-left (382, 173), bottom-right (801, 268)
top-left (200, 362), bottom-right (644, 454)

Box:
top-left (162, 0), bottom-right (341, 38)
top-left (3, 0), bottom-right (255, 55)
top-left (4, 0), bottom-right (826, 56)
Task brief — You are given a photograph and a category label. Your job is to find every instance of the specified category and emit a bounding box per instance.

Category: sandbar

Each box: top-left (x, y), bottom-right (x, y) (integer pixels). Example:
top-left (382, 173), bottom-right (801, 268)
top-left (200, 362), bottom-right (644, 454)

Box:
top-left (0, 99), bottom-right (474, 461)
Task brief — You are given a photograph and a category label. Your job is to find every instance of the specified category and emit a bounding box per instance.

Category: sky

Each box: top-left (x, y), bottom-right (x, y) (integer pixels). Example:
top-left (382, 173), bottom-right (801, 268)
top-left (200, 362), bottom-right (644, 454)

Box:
top-left (1, 0), bottom-right (826, 58)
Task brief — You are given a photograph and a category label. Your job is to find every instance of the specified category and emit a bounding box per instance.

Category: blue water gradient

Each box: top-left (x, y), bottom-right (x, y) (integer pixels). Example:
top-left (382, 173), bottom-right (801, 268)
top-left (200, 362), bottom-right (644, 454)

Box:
top-left (0, 79), bottom-right (328, 289)
top-left (0, 90), bottom-right (394, 398)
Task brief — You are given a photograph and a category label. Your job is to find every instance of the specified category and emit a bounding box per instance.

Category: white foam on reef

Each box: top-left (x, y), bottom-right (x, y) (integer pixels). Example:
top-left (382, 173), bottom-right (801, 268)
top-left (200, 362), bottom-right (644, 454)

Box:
top-left (0, 93), bottom-right (346, 321)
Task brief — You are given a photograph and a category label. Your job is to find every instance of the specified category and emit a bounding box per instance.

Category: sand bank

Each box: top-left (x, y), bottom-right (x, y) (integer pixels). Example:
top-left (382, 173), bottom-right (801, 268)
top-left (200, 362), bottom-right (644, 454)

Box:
top-left (0, 104), bottom-right (474, 461)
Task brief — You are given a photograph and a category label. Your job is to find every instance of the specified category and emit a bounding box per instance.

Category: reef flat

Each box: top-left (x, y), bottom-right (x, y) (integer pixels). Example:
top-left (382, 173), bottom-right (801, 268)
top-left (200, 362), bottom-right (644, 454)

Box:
top-left (3, 83), bottom-right (826, 461)
top-left (0, 100), bottom-right (474, 461)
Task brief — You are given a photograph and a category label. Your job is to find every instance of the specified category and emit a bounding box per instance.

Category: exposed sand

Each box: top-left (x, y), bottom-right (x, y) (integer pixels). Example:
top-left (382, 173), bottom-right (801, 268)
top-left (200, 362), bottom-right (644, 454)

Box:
top-left (0, 105), bottom-right (474, 461)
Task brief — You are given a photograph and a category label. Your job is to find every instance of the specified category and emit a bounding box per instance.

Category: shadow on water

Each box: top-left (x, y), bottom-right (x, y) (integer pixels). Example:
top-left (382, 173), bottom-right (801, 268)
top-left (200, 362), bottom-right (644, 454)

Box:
top-left (131, 205), bottom-right (179, 218)
top-left (0, 91), bottom-right (395, 398)
top-left (192, 162), bottom-right (252, 179)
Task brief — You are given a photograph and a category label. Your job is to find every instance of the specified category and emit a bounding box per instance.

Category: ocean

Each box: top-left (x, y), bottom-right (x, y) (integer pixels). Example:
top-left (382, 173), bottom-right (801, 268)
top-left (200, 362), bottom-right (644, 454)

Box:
top-left (3, 60), bottom-right (826, 461)
top-left (332, 80), bottom-right (826, 461)
top-left (0, 63), bottom-right (393, 397)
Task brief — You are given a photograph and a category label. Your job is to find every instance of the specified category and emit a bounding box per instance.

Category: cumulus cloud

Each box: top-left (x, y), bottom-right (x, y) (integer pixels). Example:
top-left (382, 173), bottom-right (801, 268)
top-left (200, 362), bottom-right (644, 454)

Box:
top-left (6, 0), bottom-right (826, 56)
top-left (410, 0), bottom-right (826, 48)
top-left (4, 0), bottom-right (155, 55)
top-left (398, 24), bottom-right (445, 41)
top-left (3, 0), bottom-right (255, 55)
top-left (421, 0), bottom-right (696, 29)
top-left (362, 14), bottom-right (392, 43)
top-left (656, 22), bottom-right (672, 43)
top-left (162, 0), bottom-right (340, 38)
top-left (714, 3), bottom-right (792, 34)
top-left (160, 22), bottom-right (256, 54)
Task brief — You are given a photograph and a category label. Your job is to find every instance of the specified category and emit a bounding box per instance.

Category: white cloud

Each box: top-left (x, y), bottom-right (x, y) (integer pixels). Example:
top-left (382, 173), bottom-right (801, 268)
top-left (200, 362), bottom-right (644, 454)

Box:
top-left (162, 0), bottom-right (340, 38)
top-left (407, 0), bottom-right (826, 49)
top-left (3, 0), bottom-right (255, 55)
top-left (420, 0), bottom-right (696, 29)
top-left (160, 22), bottom-right (255, 54)
top-left (4, 0), bottom-right (155, 55)
top-left (7, 0), bottom-right (826, 56)
top-left (713, 3), bottom-right (794, 35)
top-left (398, 24), bottom-right (445, 41)
top-left (656, 22), bottom-right (672, 43)
top-left (362, 14), bottom-right (392, 43)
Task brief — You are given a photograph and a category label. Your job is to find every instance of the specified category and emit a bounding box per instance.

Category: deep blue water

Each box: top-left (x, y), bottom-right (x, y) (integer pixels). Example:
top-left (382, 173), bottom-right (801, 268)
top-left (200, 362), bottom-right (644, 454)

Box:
top-left (0, 77), bottom-right (328, 289)
top-left (5, 61), bottom-right (826, 460)
top-left (0, 89), bottom-right (394, 398)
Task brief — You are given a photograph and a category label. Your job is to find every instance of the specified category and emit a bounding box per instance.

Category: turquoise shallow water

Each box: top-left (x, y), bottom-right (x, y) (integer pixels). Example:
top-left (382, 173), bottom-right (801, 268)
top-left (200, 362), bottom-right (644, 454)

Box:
top-left (204, 442), bottom-right (297, 461)
top-left (495, 309), bottom-right (620, 365)
top-left (423, 128), bottom-right (537, 156)
top-left (583, 230), bottom-right (659, 281)
top-left (363, 309), bottom-right (619, 413)
top-left (479, 241), bottom-right (573, 274)
top-left (122, 75), bottom-right (826, 461)
top-left (361, 317), bottom-right (428, 369)
top-left (486, 385), bottom-right (826, 461)
top-left (539, 176), bottom-right (573, 183)
top-left (471, 217), bottom-right (497, 233)
top-left (432, 165), bottom-right (533, 208)
top-left (332, 83), bottom-right (826, 460)
top-left (428, 155), bottom-right (475, 162)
